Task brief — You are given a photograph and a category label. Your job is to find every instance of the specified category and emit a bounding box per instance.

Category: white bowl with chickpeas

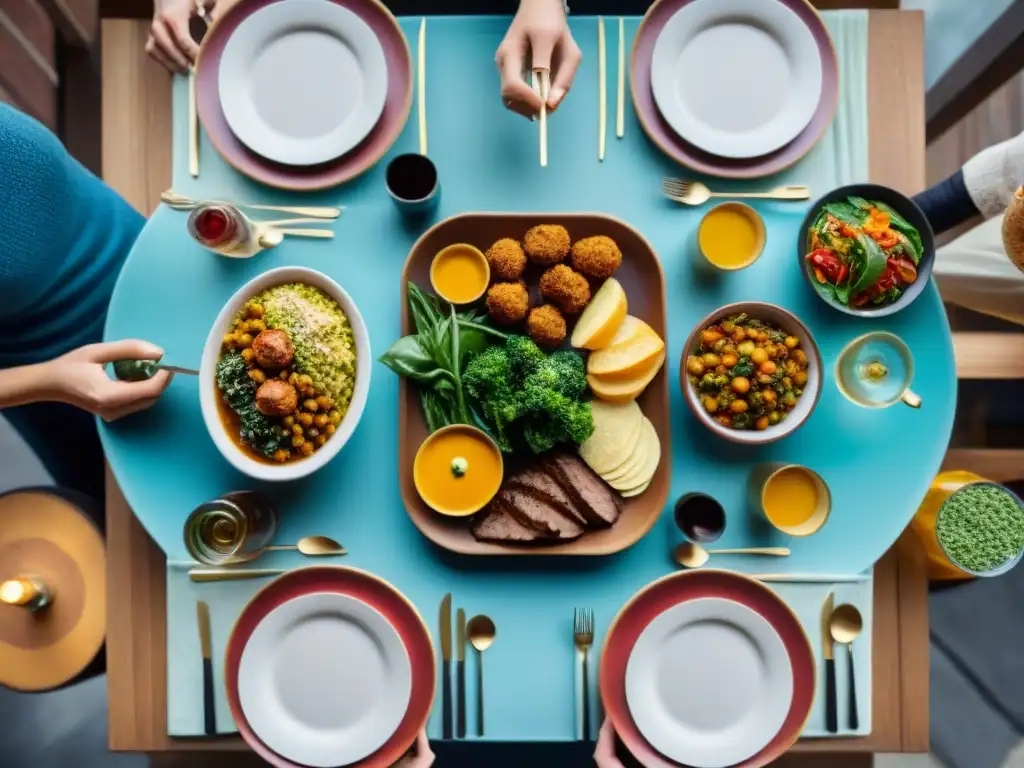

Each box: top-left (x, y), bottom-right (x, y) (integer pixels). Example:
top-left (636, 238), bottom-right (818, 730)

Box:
top-left (199, 266), bottom-right (371, 481)
top-left (681, 302), bottom-right (822, 445)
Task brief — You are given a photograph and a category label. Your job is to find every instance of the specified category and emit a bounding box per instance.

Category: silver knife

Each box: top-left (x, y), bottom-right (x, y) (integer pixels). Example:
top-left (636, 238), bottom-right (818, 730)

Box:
top-left (440, 593), bottom-right (453, 739)
top-left (456, 608), bottom-right (466, 738)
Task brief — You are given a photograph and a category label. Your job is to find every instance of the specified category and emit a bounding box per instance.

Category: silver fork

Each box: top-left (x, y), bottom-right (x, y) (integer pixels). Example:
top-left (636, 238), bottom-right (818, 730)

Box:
top-left (574, 608), bottom-right (594, 741)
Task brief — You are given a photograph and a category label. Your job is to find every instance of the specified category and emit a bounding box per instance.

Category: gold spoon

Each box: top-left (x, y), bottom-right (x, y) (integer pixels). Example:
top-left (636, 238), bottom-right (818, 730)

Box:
top-left (467, 614), bottom-right (496, 737)
top-left (264, 536), bottom-right (347, 556)
top-left (829, 603), bottom-right (863, 731)
top-left (661, 179), bottom-right (811, 206)
top-left (674, 541), bottom-right (791, 569)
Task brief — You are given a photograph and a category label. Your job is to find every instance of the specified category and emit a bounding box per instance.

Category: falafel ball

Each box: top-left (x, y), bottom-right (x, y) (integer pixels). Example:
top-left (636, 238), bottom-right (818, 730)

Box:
top-left (251, 329), bottom-right (294, 369)
top-left (523, 224), bottom-right (571, 266)
top-left (255, 379), bottom-right (298, 417)
top-left (486, 281), bottom-right (530, 325)
top-left (527, 304), bottom-right (567, 348)
top-left (571, 235), bottom-right (622, 279)
top-left (539, 264), bottom-right (591, 314)
top-left (485, 238), bottom-right (527, 281)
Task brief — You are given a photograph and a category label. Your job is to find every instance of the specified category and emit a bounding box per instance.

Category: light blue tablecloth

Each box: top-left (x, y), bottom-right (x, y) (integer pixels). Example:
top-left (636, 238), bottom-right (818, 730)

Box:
top-left (98, 11), bottom-right (952, 745)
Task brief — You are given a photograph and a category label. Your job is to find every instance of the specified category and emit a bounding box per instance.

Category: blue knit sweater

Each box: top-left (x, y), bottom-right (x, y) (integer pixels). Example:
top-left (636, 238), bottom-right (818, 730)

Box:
top-left (0, 104), bottom-right (144, 368)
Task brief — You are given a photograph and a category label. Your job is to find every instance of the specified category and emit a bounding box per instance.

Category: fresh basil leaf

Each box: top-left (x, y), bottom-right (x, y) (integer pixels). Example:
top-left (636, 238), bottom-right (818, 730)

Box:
top-left (407, 283), bottom-right (439, 336)
top-left (848, 196), bottom-right (873, 211)
top-left (822, 202), bottom-right (865, 226)
top-left (850, 234), bottom-right (888, 295)
top-left (871, 200), bottom-right (914, 231)
top-left (893, 231), bottom-right (921, 265)
top-left (379, 334), bottom-right (435, 373)
top-left (834, 282), bottom-right (852, 305)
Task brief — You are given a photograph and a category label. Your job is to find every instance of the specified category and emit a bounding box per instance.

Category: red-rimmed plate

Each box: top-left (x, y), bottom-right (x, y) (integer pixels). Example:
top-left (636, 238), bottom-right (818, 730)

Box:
top-left (225, 566), bottom-right (435, 768)
top-left (195, 0), bottom-right (411, 191)
top-left (631, 0), bottom-right (838, 179)
top-left (600, 570), bottom-right (815, 768)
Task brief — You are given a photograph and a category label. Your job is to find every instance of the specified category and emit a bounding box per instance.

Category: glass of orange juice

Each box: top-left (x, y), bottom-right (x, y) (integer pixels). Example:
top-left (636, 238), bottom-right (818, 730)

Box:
top-left (696, 202), bottom-right (766, 272)
top-left (748, 463), bottom-right (831, 536)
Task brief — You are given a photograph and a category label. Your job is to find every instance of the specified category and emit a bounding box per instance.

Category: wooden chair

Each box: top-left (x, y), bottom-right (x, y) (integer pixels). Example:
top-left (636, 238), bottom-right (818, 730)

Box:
top-left (943, 332), bottom-right (1024, 480)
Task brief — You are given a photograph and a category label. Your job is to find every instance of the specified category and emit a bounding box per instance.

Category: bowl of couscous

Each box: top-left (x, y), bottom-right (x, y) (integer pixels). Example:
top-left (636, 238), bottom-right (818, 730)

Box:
top-left (199, 266), bottom-right (371, 481)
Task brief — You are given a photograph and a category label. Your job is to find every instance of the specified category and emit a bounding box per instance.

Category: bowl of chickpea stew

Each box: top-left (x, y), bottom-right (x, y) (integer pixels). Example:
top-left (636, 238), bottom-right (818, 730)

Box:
top-left (681, 302), bottom-right (822, 445)
top-left (199, 266), bottom-right (371, 482)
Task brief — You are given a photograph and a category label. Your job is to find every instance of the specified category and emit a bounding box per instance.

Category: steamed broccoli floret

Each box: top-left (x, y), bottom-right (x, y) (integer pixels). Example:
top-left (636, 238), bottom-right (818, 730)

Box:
top-left (463, 336), bottom-right (593, 454)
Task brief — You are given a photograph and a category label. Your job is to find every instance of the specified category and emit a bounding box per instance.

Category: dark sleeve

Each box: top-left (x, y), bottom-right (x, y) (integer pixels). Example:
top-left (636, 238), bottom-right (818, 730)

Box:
top-left (912, 169), bottom-right (981, 236)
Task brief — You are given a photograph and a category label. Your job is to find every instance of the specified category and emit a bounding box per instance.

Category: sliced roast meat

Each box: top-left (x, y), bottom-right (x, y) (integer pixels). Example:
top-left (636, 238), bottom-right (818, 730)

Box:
top-left (471, 501), bottom-right (542, 543)
top-left (498, 488), bottom-right (584, 540)
top-left (506, 467), bottom-right (590, 529)
top-left (541, 453), bottom-right (622, 527)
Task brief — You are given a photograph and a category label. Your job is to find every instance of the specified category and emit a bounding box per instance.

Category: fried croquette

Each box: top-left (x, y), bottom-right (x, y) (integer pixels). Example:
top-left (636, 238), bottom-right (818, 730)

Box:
top-left (571, 235), bottom-right (622, 279)
top-left (523, 224), bottom-right (571, 266)
top-left (527, 304), bottom-right (567, 348)
top-left (539, 264), bottom-right (591, 314)
top-left (485, 238), bottom-right (527, 281)
top-left (486, 281), bottom-right (530, 325)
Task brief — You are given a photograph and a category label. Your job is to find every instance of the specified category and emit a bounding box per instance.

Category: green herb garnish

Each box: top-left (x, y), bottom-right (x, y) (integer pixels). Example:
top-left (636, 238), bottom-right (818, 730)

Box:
top-left (215, 351), bottom-right (287, 458)
top-left (937, 485), bottom-right (1024, 573)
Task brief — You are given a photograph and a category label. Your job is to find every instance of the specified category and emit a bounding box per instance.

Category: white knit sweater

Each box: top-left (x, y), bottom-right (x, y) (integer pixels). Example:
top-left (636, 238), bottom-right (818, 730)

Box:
top-left (963, 132), bottom-right (1024, 218)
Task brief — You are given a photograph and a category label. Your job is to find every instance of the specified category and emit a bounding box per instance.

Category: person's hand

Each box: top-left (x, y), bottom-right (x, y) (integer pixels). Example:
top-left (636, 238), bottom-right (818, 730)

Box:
top-left (594, 719), bottom-right (627, 768)
top-left (393, 730), bottom-right (434, 767)
top-left (496, 0), bottom-right (582, 119)
top-left (43, 340), bottom-right (173, 422)
top-left (147, 0), bottom-right (217, 73)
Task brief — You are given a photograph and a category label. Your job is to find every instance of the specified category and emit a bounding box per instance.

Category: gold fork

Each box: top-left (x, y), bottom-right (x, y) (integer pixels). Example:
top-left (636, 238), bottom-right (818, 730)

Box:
top-left (662, 178), bottom-right (811, 206)
top-left (574, 607), bottom-right (594, 741)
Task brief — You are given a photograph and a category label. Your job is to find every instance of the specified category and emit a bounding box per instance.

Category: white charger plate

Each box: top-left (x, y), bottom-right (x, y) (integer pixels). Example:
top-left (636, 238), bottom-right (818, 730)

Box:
top-left (625, 597), bottom-right (794, 768)
top-left (650, 0), bottom-right (822, 159)
top-left (217, 0), bottom-right (388, 166)
top-left (238, 592), bottom-right (412, 767)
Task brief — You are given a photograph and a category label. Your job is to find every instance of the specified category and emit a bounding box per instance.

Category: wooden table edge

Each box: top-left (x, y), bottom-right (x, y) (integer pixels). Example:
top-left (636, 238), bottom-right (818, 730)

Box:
top-left (101, 9), bottom-right (930, 754)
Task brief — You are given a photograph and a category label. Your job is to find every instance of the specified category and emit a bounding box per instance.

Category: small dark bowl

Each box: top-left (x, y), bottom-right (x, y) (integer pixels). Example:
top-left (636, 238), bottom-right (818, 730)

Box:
top-left (797, 183), bottom-right (935, 318)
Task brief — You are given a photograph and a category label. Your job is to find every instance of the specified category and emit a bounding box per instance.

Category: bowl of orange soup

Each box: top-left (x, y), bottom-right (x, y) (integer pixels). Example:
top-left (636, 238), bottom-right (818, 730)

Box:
top-left (749, 463), bottom-right (831, 536)
top-left (413, 425), bottom-right (504, 517)
top-left (430, 244), bottom-right (490, 305)
top-left (697, 202), bottom-right (766, 271)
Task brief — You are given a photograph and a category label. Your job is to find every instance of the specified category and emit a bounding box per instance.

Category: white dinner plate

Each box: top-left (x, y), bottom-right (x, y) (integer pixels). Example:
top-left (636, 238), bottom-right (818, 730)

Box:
top-left (217, 0), bottom-right (388, 166)
top-left (238, 592), bottom-right (412, 767)
top-left (650, 0), bottom-right (823, 159)
top-left (625, 597), bottom-right (793, 768)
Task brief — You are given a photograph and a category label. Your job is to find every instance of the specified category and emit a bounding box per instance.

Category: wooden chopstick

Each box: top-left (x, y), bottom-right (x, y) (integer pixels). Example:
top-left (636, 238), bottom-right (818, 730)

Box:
top-left (417, 18), bottom-right (427, 156)
top-left (538, 69), bottom-right (549, 168)
top-left (188, 65), bottom-right (198, 178)
top-left (598, 17), bottom-right (606, 161)
top-left (616, 17), bottom-right (625, 139)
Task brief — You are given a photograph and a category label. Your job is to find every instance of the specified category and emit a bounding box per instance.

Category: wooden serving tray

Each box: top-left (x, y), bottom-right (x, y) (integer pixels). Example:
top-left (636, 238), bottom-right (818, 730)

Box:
top-left (398, 213), bottom-right (671, 555)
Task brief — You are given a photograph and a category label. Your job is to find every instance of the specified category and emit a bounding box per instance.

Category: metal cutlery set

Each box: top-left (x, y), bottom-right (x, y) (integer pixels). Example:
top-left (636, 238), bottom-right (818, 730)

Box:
top-left (821, 590), bottom-right (864, 733)
top-left (439, 593), bottom-right (494, 739)
top-left (573, 608), bottom-right (595, 741)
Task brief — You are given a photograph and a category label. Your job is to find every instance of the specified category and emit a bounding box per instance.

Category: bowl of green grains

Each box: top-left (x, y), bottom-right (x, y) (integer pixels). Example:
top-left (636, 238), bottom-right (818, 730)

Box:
top-left (935, 482), bottom-right (1024, 577)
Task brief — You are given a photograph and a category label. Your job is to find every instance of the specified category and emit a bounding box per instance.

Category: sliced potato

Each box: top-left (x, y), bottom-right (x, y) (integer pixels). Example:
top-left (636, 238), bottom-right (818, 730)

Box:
top-left (587, 325), bottom-right (665, 380)
top-left (588, 349), bottom-right (666, 403)
top-left (608, 418), bottom-right (661, 491)
top-left (602, 423), bottom-right (650, 482)
top-left (571, 278), bottom-right (627, 350)
top-left (578, 400), bottom-right (643, 475)
top-left (621, 477), bottom-right (652, 498)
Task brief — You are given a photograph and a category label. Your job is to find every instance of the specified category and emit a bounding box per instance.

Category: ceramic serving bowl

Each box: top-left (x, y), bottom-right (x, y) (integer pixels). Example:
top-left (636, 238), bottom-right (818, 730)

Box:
top-left (199, 266), bottom-right (372, 482)
top-left (681, 302), bottom-right (822, 445)
top-left (935, 481), bottom-right (1024, 578)
top-left (797, 183), bottom-right (935, 318)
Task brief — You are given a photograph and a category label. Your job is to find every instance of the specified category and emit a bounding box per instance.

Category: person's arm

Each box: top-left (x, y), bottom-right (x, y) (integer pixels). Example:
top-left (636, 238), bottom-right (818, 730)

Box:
top-left (912, 169), bottom-right (980, 237)
top-left (913, 132), bottom-right (1024, 237)
top-left (0, 340), bottom-right (172, 422)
